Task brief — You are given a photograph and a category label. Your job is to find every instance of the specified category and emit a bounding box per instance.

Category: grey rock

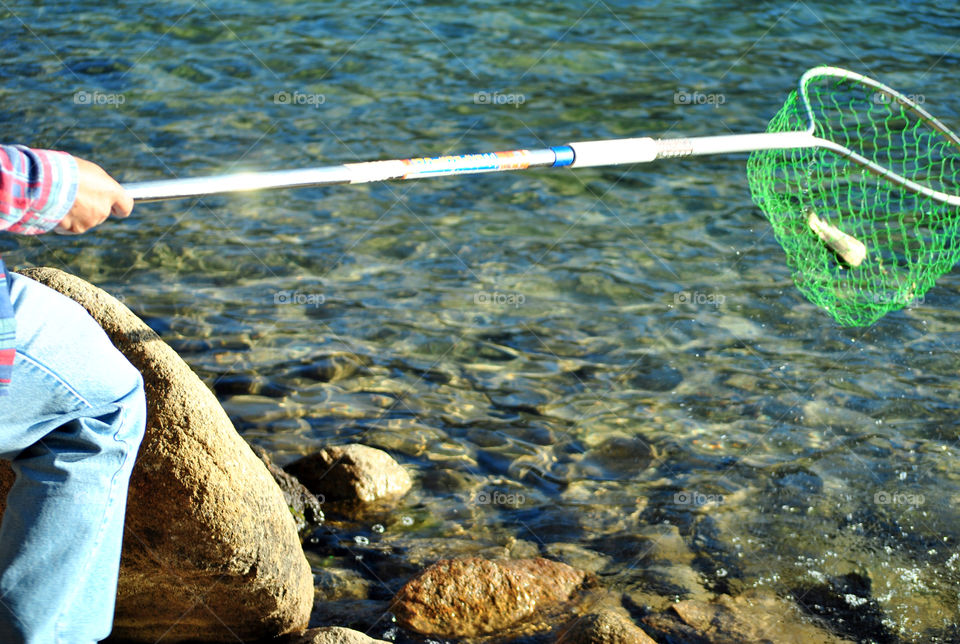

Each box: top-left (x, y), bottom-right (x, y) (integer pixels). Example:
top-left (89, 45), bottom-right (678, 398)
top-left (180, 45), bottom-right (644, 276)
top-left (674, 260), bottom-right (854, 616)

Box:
top-left (286, 444), bottom-right (412, 512)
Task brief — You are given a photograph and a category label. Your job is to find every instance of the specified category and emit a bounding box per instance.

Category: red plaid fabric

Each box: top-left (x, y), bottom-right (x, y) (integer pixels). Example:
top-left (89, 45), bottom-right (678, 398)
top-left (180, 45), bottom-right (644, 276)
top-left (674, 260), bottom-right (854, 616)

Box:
top-left (0, 145), bottom-right (78, 392)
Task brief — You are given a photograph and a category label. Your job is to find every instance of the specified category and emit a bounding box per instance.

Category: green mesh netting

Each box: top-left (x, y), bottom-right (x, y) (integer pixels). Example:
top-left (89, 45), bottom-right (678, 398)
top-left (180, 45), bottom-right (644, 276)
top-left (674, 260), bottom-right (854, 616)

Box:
top-left (746, 71), bottom-right (960, 326)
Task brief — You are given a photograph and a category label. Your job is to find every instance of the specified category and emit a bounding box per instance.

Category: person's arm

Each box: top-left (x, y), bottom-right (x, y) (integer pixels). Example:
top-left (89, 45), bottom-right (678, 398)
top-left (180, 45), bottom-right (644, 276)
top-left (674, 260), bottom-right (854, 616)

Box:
top-left (0, 145), bottom-right (132, 235)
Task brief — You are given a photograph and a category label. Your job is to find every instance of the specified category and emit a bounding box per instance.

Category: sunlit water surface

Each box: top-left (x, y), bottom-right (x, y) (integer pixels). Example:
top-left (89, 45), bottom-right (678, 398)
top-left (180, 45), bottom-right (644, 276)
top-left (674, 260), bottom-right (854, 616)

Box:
top-left (4, 1), bottom-right (960, 640)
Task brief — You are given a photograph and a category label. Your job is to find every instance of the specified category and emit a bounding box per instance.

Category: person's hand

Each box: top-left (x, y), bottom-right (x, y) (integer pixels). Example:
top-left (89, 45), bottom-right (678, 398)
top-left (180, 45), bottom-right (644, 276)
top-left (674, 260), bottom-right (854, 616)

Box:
top-left (54, 156), bottom-right (133, 235)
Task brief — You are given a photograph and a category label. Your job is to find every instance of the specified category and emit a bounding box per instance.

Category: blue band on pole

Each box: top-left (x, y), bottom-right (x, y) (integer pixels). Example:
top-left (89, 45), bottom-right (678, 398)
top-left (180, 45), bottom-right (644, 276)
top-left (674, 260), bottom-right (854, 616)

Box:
top-left (551, 145), bottom-right (575, 167)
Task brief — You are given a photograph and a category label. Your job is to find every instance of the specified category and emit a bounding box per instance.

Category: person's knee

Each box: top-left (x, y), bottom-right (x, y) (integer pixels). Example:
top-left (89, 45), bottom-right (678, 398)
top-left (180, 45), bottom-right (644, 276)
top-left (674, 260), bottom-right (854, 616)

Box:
top-left (85, 365), bottom-right (146, 462)
top-left (114, 369), bottom-right (147, 450)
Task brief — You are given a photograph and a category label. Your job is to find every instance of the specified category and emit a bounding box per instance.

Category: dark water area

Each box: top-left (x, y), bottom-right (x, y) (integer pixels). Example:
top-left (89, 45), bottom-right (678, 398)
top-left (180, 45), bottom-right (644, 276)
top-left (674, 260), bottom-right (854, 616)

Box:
top-left (4, 1), bottom-right (960, 640)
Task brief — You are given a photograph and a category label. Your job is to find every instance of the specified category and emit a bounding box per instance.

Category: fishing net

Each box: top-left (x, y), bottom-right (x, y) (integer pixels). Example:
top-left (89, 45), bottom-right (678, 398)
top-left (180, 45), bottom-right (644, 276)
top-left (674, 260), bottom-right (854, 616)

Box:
top-left (746, 68), bottom-right (960, 326)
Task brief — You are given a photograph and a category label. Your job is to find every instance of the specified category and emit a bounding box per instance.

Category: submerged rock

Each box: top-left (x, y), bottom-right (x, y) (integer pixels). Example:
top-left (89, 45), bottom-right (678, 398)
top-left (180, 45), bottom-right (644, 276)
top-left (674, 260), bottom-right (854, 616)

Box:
top-left (309, 599), bottom-right (394, 634)
top-left (8, 267), bottom-right (313, 642)
top-left (789, 572), bottom-right (894, 643)
top-left (642, 590), bottom-right (854, 644)
top-left (391, 556), bottom-right (591, 638)
top-left (544, 542), bottom-right (613, 574)
top-left (313, 566), bottom-right (371, 601)
top-left (286, 444), bottom-right (412, 513)
top-left (556, 610), bottom-right (658, 644)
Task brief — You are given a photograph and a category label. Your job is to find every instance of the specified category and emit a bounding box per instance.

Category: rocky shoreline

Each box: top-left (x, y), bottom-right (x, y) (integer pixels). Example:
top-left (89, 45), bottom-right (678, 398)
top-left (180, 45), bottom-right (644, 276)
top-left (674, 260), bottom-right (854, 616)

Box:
top-left (265, 447), bottom-right (858, 644)
top-left (7, 268), bottom-right (873, 644)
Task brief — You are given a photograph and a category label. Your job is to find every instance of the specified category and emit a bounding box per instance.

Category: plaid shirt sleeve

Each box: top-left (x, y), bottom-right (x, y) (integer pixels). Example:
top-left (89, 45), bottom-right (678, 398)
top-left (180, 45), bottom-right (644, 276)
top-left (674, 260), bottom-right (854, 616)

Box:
top-left (0, 145), bottom-right (79, 394)
top-left (0, 145), bottom-right (78, 234)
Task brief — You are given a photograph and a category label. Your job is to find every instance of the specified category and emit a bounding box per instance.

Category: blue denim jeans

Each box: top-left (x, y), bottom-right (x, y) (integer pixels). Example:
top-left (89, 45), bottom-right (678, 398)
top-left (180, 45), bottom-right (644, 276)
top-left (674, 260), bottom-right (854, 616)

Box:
top-left (0, 273), bottom-right (146, 643)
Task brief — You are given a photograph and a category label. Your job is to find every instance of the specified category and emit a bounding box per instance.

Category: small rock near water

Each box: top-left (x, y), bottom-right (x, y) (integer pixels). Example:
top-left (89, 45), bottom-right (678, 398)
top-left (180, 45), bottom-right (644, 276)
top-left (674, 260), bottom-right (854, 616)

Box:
top-left (286, 444), bottom-right (412, 506)
top-left (392, 556), bottom-right (591, 638)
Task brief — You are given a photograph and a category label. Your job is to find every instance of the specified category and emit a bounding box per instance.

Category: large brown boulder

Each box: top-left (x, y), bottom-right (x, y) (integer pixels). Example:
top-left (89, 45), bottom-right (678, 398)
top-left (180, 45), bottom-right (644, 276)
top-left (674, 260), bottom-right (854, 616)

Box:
top-left (392, 557), bottom-right (591, 638)
top-left (4, 267), bottom-right (313, 642)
